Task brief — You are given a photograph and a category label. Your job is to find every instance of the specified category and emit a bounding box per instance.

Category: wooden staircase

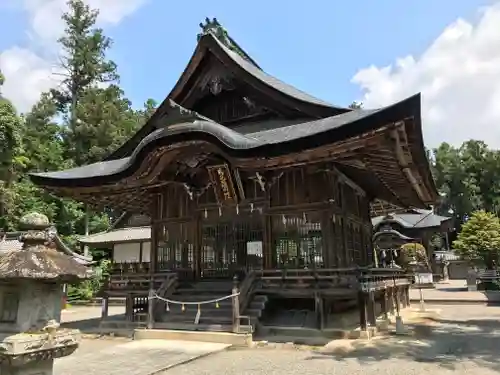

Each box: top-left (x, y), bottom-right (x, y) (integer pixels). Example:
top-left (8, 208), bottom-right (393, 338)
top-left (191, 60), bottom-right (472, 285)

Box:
top-left (154, 278), bottom-right (267, 333)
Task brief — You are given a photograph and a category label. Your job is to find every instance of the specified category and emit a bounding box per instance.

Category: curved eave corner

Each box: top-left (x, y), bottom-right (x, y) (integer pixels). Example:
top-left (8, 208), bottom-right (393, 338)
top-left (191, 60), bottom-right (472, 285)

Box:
top-left (406, 93), bottom-right (439, 206)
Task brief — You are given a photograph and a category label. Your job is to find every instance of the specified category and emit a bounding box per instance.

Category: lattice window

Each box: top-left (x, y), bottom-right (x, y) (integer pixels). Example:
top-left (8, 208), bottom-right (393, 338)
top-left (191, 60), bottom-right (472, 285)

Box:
top-left (271, 212), bottom-right (324, 269)
top-left (353, 224), bottom-right (362, 264)
top-left (156, 222), bottom-right (194, 271)
top-left (201, 212), bottom-right (264, 277)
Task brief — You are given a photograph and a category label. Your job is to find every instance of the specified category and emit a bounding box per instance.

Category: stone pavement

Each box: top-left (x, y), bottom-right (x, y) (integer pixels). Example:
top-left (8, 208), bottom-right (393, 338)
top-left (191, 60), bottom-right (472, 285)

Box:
top-left (54, 339), bottom-right (230, 375)
top-left (409, 280), bottom-right (500, 303)
top-left (161, 304), bottom-right (500, 375)
top-left (62, 305), bottom-right (124, 323)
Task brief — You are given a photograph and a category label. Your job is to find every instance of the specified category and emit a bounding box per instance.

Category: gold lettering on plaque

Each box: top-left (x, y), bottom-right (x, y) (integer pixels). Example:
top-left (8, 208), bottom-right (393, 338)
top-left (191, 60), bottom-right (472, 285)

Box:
top-left (217, 168), bottom-right (232, 200)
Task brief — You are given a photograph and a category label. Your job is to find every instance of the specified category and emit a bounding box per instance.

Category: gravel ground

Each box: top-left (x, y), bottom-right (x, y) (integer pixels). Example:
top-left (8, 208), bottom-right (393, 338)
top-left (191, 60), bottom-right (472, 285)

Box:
top-left (162, 304), bottom-right (500, 375)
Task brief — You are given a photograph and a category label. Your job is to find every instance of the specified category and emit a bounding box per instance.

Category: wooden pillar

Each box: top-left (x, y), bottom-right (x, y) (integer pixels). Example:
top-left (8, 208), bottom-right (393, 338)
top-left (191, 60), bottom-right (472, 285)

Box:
top-left (405, 286), bottom-right (410, 307)
top-left (126, 293), bottom-right (133, 321)
top-left (367, 291), bottom-right (376, 327)
top-left (232, 275), bottom-right (240, 333)
top-left (358, 291), bottom-right (368, 331)
top-left (194, 216), bottom-right (201, 279)
top-left (263, 186), bottom-right (273, 269)
top-left (315, 293), bottom-right (325, 330)
top-left (147, 193), bottom-right (160, 329)
top-left (322, 212), bottom-right (333, 268)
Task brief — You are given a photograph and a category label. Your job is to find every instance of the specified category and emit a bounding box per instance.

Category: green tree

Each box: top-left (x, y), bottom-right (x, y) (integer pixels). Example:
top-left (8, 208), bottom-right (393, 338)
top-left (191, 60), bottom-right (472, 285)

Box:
top-left (453, 210), bottom-right (500, 268)
top-left (72, 85), bottom-right (139, 164)
top-left (430, 140), bottom-right (500, 229)
top-left (0, 71), bottom-right (29, 229)
top-left (22, 93), bottom-right (67, 172)
top-left (52, 0), bottom-right (119, 166)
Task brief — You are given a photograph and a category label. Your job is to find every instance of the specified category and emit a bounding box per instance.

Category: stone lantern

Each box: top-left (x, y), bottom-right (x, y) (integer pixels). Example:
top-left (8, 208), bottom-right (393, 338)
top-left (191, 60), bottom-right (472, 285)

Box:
top-left (0, 212), bottom-right (91, 375)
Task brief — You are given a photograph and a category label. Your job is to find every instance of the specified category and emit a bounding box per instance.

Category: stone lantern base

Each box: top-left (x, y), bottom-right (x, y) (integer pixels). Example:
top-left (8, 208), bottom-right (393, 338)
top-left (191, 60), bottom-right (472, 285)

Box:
top-left (0, 329), bottom-right (80, 375)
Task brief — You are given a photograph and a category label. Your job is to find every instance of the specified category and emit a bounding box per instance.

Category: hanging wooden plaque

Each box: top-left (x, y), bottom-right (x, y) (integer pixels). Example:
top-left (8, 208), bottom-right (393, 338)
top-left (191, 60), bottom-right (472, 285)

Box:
top-left (207, 164), bottom-right (239, 204)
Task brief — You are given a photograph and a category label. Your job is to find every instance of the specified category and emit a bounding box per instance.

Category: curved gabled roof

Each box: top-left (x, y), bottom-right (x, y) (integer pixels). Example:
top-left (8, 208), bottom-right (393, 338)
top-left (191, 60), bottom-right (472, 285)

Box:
top-left (108, 31), bottom-right (350, 161)
top-left (30, 95), bottom-right (418, 186)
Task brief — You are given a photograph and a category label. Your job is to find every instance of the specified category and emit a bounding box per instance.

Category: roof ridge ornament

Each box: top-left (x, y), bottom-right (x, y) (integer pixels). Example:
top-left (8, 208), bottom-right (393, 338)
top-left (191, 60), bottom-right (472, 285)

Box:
top-left (162, 99), bottom-right (213, 125)
top-left (197, 17), bottom-right (255, 65)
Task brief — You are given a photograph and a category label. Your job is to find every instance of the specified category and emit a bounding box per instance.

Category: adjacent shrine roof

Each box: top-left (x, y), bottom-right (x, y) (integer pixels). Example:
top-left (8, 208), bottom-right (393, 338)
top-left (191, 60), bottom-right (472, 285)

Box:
top-left (29, 18), bottom-right (438, 211)
top-left (78, 226), bottom-right (151, 246)
top-left (372, 209), bottom-right (452, 231)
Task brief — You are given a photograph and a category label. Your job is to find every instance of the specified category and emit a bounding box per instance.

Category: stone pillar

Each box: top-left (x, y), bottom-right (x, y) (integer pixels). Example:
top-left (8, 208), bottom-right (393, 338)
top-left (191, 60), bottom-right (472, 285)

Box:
top-left (101, 295), bottom-right (109, 320)
top-left (388, 287), bottom-right (395, 316)
top-left (467, 268), bottom-right (478, 291)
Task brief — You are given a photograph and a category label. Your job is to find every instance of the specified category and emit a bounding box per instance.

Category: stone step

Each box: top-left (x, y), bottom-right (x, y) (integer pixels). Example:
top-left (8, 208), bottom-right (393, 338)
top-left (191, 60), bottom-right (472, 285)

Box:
top-left (159, 314), bottom-right (233, 325)
top-left (159, 307), bottom-right (263, 318)
top-left (178, 281), bottom-right (233, 290)
top-left (153, 322), bottom-right (238, 332)
top-left (154, 321), bottom-right (254, 333)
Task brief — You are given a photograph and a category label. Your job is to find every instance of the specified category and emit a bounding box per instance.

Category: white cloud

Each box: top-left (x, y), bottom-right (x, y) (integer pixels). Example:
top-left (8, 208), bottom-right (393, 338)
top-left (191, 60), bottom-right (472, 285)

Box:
top-left (0, 0), bottom-right (147, 113)
top-left (352, 3), bottom-right (500, 149)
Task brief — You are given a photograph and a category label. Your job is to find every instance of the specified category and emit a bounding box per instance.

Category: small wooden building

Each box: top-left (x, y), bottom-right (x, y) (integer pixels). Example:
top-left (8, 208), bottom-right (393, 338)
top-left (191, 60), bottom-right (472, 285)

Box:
top-left (78, 214), bottom-right (151, 264)
top-left (30, 19), bottom-right (438, 334)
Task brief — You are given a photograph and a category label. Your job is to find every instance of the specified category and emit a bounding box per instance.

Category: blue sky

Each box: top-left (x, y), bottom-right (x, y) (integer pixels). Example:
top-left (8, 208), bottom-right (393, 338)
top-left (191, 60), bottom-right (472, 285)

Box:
top-left (0, 0), bottom-right (487, 108)
top-left (1, 0), bottom-right (499, 148)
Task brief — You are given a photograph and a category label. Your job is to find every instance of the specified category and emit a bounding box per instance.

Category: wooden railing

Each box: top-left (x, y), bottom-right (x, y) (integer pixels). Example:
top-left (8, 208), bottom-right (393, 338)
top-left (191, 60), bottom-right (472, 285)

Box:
top-left (105, 272), bottom-right (173, 295)
top-left (359, 268), bottom-right (410, 291)
top-left (110, 261), bottom-right (151, 276)
top-left (153, 273), bottom-right (179, 320)
top-left (256, 267), bottom-right (410, 293)
top-left (238, 270), bottom-right (257, 313)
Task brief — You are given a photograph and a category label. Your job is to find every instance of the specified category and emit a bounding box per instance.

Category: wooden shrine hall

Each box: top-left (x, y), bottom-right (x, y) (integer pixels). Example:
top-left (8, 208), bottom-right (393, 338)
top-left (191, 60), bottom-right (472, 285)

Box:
top-left (30, 18), bottom-right (438, 335)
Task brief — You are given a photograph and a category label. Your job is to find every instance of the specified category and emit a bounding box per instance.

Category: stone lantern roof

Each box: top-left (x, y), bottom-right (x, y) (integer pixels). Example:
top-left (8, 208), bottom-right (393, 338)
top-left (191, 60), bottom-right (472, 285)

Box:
top-left (0, 212), bottom-right (92, 282)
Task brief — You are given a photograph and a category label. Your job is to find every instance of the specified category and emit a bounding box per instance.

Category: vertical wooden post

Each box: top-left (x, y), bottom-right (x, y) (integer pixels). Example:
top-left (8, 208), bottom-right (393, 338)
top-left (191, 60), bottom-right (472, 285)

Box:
top-left (194, 216), bottom-right (201, 279)
top-left (367, 291), bottom-right (376, 327)
top-left (232, 275), bottom-right (240, 333)
top-left (126, 293), bottom-right (133, 322)
top-left (147, 194), bottom-right (159, 329)
top-left (314, 293), bottom-right (325, 330)
top-left (358, 291), bottom-right (368, 331)
top-left (405, 286), bottom-right (410, 307)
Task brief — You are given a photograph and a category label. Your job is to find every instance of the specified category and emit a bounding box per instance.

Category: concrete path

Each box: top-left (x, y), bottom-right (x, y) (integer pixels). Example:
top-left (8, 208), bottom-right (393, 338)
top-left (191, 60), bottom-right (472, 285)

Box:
top-left (409, 280), bottom-right (500, 304)
top-left (54, 339), bottom-right (230, 375)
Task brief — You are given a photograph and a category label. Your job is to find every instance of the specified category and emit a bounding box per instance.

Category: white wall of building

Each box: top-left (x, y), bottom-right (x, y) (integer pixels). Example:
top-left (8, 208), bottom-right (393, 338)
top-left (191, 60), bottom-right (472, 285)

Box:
top-left (142, 241), bottom-right (151, 262)
top-left (113, 241), bottom-right (151, 263)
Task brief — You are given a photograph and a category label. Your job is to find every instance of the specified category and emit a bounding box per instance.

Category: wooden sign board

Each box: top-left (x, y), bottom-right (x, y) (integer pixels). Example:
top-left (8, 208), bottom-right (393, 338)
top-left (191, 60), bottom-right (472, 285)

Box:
top-left (207, 164), bottom-right (241, 204)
